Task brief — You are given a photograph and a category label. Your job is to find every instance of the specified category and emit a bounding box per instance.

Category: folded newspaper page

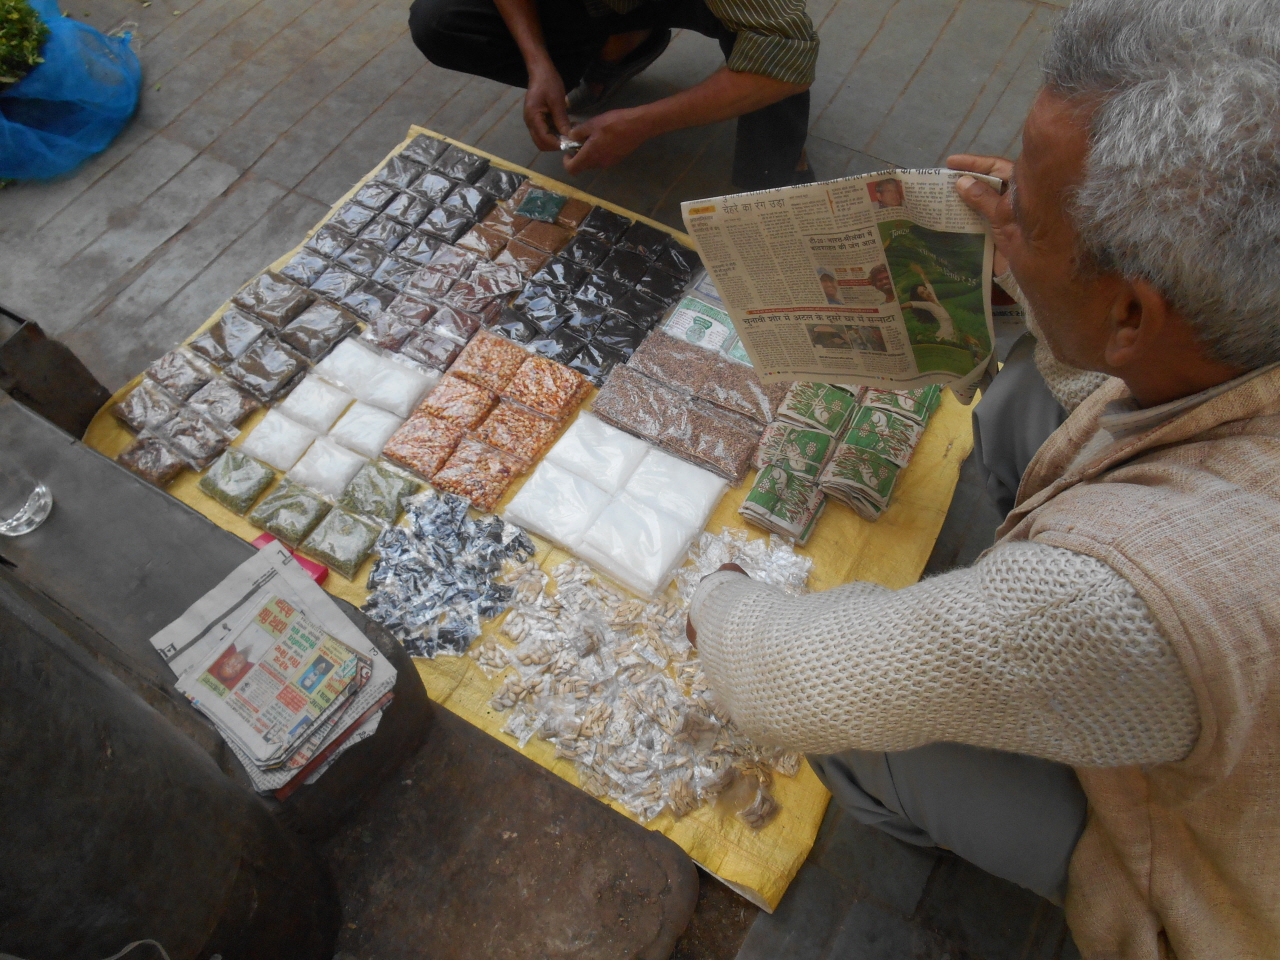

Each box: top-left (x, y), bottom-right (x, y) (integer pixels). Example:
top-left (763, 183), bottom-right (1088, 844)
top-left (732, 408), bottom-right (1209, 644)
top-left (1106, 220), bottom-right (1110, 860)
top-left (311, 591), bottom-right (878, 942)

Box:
top-left (150, 543), bottom-right (397, 792)
top-left (681, 169), bottom-right (1001, 398)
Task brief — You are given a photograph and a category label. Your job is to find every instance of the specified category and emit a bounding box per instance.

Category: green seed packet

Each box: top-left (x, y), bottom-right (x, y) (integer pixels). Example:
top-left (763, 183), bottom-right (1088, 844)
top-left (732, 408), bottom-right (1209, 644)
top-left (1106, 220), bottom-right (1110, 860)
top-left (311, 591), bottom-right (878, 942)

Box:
top-left (821, 444), bottom-right (899, 506)
top-left (839, 406), bottom-right (924, 468)
top-left (299, 507), bottom-right (381, 580)
top-left (199, 449), bottom-right (276, 514)
top-left (777, 382), bottom-right (860, 435)
top-left (247, 479), bottom-right (331, 546)
top-left (661, 295), bottom-right (734, 352)
top-left (740, 464), bottom-right (825, 545)
top-left (724, 335), bottom-right (752, 365)
top-left (339, 461), bottom-right (420, 523)
top-left (755, 423), bottom-right (834, 477)
top-left (862, 384), bottom-right (942, 425)
top-left (515, 187), bottom-right (568, 223)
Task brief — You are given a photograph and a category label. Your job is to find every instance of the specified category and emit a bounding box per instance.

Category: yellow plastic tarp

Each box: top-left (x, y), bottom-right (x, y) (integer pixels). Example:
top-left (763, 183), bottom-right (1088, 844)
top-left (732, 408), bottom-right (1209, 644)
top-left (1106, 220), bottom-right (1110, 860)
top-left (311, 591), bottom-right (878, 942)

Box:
top-left (83, 126), bottom-right (974, 911)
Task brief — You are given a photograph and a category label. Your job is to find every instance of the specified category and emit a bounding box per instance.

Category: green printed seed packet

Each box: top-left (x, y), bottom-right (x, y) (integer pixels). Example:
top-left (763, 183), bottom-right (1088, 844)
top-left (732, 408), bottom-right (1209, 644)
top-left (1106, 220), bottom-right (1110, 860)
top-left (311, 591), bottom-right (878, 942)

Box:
top-left (247, 479), bottom-right (331, 546)
top-left (199, 449), bottom-right (276, 514)
top-left (340, 461), bottom-right (420, 523)
top-left (661, 295), bottom-right (735, 352)
top-left (777, 382), bottom-right (859, 435)
top-left (756, 424), bottom-right (834, 477)
top-left (862, 384), bottom-right (942, 425)
top-left (741, 464), bottom-right (826, 544)
top-left (299, 507), bottom-right (381, 580)
top-left (840, 406), bottom-right (924, 469)
top-left (515, 187), bottom-right (567, 223)
top-left (822, 445), bottom-right (900, 504)
top-left (723, 335), bottom-right (752, 366)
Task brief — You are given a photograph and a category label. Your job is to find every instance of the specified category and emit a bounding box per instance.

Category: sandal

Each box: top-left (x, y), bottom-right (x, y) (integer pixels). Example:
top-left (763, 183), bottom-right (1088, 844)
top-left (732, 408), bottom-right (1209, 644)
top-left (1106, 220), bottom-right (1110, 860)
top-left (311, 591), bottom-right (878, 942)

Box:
top-left (566, 28), bottom-right (673, 114)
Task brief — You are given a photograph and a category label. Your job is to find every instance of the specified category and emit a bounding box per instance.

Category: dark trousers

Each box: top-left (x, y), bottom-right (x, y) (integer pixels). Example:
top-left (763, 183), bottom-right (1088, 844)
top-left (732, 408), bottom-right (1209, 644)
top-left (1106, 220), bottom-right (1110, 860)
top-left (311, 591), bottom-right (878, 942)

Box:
top-left (408, 0), bottom-right (811, 190)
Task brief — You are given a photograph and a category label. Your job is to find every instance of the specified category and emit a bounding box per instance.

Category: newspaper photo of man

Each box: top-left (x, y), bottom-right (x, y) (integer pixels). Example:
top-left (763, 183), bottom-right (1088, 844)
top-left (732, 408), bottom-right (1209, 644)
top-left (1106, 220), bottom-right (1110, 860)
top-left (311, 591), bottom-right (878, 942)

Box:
top-left (817, 268), bottom-right (842, 304)
top-left (870, 178), bottom-right (905, 208)
top-left (869, 264), bottom-right (896, 303)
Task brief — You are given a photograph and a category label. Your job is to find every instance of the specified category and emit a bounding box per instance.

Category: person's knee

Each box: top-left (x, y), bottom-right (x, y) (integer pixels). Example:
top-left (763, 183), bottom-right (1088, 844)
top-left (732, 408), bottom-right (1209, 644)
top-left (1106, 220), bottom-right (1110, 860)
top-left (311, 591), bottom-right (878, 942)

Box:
top-left (408, 0), bottom-right (464, 68)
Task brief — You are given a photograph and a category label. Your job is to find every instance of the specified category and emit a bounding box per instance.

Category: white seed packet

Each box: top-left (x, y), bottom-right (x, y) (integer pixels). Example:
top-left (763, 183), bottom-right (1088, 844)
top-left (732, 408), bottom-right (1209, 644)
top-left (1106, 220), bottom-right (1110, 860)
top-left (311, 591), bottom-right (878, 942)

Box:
top-left (358, 355), bottom-right (438, 418)
top-left (622, 448), bottom-right (726, 530)
top-left (313, 338), bottom-right (386, 393)
top-left (276, 374), bottom-right (355, 433)
top-left (578, 494), bottom-right (698, 597)
top-left (544, 413), bottom-right (650, 495)
top-left (503, 460), bottom-right (611, 549)
top-left (236, 409), bottom-right (318, 471)
top-left (327, 401), bottom-right (405, 459)
top-left (286, 437), bottom-right (367, 499)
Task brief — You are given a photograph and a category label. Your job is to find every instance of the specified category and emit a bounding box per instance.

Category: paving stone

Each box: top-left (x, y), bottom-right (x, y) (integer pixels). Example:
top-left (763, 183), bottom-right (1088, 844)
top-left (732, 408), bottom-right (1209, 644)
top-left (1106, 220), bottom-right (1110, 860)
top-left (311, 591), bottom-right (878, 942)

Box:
top-left (806, 0), bottom-right (897, 131)
top-left (139, 0), bottom-right (265, 81)
top-left (812, 806), bottom-right (938, 916)
top-left (828, 898), bottom-right (957, 960)
top-left (734, 864), bottom-right (847, 960)
top-left (958, 7), bottom-right (1053, 159)
top-left (471, 98), bottom-right (542, 169)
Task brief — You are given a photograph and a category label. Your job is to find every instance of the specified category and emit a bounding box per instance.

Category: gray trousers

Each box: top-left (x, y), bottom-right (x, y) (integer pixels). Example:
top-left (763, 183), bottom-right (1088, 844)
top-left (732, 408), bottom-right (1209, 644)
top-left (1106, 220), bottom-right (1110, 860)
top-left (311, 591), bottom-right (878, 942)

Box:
top-left (809, 336), bottom-right (1086, 906)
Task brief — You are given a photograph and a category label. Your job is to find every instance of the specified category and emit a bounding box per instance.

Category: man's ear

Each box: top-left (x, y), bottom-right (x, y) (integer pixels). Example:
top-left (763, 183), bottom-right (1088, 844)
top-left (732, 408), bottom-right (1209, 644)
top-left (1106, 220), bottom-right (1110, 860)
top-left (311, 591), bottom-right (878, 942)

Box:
top-left (1103, 277), bottom-right (1172, 370)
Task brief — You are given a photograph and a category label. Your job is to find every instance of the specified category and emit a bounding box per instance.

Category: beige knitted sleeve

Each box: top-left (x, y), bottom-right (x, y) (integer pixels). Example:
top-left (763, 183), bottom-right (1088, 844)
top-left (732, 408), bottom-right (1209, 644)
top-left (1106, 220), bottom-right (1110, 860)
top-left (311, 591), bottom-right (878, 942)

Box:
top-left (689, 540), bottom-right (1199, 766)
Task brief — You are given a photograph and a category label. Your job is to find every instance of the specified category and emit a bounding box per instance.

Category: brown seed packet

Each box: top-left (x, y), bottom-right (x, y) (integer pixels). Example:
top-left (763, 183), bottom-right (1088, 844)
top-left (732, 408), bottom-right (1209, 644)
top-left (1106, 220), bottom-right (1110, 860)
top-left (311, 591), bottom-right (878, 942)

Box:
top-left (416, 374), bottom-right (498, 429)
top-left (555, 198), bottom-right (593, 229)
top-left (500, 354), bottom-right (590, 421)
top-left (515, 220), bottom-right (571, 254)
top-left (430, 438), bottom-right (523, 511)
top-left (494, 239), bottom-right (550, 276)
top-left (449, 329), bottom-right (530, 391)
top-left (382, 414), bottom-right (465, 478)
top-left (471, 401), bottom-right (560, 464)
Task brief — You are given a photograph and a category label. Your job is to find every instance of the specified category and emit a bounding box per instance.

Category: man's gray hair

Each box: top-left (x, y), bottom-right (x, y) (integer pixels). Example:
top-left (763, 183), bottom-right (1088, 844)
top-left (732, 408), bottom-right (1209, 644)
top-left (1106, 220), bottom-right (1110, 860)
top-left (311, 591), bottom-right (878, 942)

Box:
top-left (1043, 0), bottom-right (1280, 369)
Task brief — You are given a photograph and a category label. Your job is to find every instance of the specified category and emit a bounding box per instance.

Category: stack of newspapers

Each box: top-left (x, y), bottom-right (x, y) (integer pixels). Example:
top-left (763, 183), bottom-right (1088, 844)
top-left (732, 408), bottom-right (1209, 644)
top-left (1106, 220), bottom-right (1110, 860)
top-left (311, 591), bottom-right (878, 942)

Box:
top-left (150, 543), bottom-right (397, 795)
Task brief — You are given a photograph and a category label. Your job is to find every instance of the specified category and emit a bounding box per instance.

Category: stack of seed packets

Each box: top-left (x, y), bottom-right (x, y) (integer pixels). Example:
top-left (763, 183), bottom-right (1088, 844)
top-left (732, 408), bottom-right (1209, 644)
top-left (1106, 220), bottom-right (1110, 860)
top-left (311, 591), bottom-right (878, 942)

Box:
top-left (819, 385), bottom-right (942, 520)
top-left (739, 424), bottom-right (839, 544)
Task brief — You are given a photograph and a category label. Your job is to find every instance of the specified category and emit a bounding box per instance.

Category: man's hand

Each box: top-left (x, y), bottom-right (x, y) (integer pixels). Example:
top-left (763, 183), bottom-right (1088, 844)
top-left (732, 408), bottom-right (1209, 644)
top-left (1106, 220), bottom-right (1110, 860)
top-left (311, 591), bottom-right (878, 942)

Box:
top-left (948, 154), bottom-right (1014, 276)
top-left (524, 62), bottom-right (571, 152)
top-left (563, 109), bottom-right (651, 175)
top-left (685, 562), bottom-right (747, 647)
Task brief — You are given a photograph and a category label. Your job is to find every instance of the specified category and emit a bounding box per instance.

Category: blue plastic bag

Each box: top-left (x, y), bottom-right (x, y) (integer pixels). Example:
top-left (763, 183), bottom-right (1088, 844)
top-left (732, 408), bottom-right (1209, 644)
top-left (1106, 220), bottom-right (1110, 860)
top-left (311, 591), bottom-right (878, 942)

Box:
top-left (0, 0), bottom-right (142, 180)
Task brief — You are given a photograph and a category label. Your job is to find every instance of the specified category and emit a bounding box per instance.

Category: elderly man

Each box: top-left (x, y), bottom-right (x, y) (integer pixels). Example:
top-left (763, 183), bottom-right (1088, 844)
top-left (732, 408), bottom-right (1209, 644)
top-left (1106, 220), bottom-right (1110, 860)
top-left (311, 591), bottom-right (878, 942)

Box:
top-left (686, 0), bottom-right (1280, 956)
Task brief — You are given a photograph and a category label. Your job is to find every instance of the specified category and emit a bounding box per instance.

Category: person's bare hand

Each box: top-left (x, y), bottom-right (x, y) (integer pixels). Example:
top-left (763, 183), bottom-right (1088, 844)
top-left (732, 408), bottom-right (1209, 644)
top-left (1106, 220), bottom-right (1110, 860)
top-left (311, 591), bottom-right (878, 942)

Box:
top-left (563, 109), bottom-right (649, 174)
top-left (524, 63), bottom-right (571, 152)
top-left (685, 563), bottom-right (747, 647)
top-left (947, 153), bottom-right (1014, 276)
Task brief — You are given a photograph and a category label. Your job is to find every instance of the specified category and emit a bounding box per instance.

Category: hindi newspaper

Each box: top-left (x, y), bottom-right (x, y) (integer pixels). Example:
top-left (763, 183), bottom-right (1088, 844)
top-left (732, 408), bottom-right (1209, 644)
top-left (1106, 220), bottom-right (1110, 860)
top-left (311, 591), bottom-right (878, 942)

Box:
top-left (681, 169), bottom-right (1002, 398)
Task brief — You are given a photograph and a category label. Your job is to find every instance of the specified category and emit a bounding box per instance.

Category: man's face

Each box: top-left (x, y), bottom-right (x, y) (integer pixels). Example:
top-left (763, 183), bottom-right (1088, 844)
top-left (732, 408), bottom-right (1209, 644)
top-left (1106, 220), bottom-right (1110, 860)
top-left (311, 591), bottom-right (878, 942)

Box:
top-left (821, 275), bottom-right (839, 299)
top-left (877, 181), bottom-right (903, 206)
top-left (995, 90), bottom-right (1115, 370)
top-left (871, 268), bottom-right (894, 299)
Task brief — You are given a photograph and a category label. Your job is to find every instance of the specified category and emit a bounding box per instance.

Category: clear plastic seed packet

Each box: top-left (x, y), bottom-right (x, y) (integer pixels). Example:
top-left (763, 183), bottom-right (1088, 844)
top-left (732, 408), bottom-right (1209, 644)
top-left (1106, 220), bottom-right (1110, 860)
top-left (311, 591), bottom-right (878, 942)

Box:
top-left (471, 400), bottom-right (560, 464)
top-left (117, 433), bottom-right (187, 486)
top-left (382, 414), bottom-right (464, 479)
top-left (482, 201), bottom-right (528, 239)
top-left (279, 302), bottom-right (357, 360)
top-left (359, 215), bottom-right (412, 252)
top-left (371, 256), bottom-right (417, 292)
top-left (278, 250), bottom-right (331, 287)
top-left (401, 133), bottom-right (448, 167)
top-left (358, 355), bottom-right (438, 419)
top-left (313, 338), bottom-right (386, 395)
top-left (411, 171), bottom-right (458, 204)
top-left (653, 240), bottom-right (701, 280)
top-left (339, 460), bottom-right (420, 523)
top-left (374, 155), bottom-right (426, 191)
top-left (561, 234), bottom-right (609, 268)
top-left (670, 401), bottom-right (760, 484)
top-left (636, 267), bottom-right (685, 306)
top-left (441, 183), bottom-right (494, 221)
top-left (237, 409), bottom-right (319, 471)
top-left (617, 221), bottom-right (668, 260)
top-left (456, 224), bottom-right (507, 259)
top-left (487, 308), bottom-right (538, 345)
top-left (434, 144), bottom-right (489, 184)
top-left (112, 378), bottom-right (182, 432)
top-left (599, 248), bottom-right (647, 285)
top-left (382, 294), bottom-right (436, 330)
top-left (417, 374), bottom-right (497, 430)
top-left (146, 348), bottom-right (217, 400)
top-left (589, 365), bottom-right (685, 443)
top-left (383, 192), bottom-right (433, 227)
top-left (188, 307), bottom-right (266, 365)
top-left (500, 354), bottom-right (589, 421)
top-left (396, 232), bottom-right (441, 266)
top-left (247, 479), bottom-right (332, 546)
top-left (310, 264), bottom-right (364, 302)
top-left (526, 329), bottom-right (584, 364)
top-left (405, 269), bottom-right (455, 303)
top-left (337, 238), bottom-right (387, 276)
top-left (622, 448), bottom-right (726, 530)
top-left (198, 448), bottom-right (276, 515)
top-left (277, 374), bottom-right (354, 433)
top-left (186, 377), bottom-right (261, 427)
top-left (577, 494), bottom-right (699, 597)
top-left (450, 329), bottom-right (530, 391)
top-left (428, 304), bottom-right (482, 343)
top-left (544, 413), bottom-right (650, 495)
top-left (304, 224), bottom-right (354, 260)
top-left (339, 279), bottom-right (397, 322)
top-left (232, 273), bottom-right (316, 329)
top-left (514, 220), bottom-right (570, 254)
top-left (425, 243), bottom-right (478, 279)
top-left (555, 198), bottom-right (592, 230)
top-left (627, 330), bottom-right (711, 393)
top-left (299, 507), bottom-right (382, 580)
top-left (401, 331), bottom-right (463, 370)
top-left (494, 238), bottom-right (550, 276)
top-left (361, 310), bottom-right (418, 352)
top-left (694, 353), bottom-right (779, 425)
top-left (419, 207), bottom-right (473, 244)
top-left (430, 438), bottom-right (523, 511)
top-left (286, 436), bottom-right (367, 500)
top-left (577, 206), bottom-right (631, 244)
top-left (327, 401), bottom-right (404, 459)
top-left (566, 341), bottom-right (623, 386)
top-left (224, 339), bottom-right (307, 402)
top-left (503, 459), bottom-right (610, 548)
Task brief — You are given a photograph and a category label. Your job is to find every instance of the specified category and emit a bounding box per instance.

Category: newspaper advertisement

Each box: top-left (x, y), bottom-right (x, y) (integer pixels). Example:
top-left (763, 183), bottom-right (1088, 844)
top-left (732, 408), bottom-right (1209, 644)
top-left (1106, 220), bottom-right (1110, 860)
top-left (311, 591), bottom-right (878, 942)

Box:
top-left (681, 169), bottom-right (1001, 396)
top-left (150, 543), bottom-right (397, 791)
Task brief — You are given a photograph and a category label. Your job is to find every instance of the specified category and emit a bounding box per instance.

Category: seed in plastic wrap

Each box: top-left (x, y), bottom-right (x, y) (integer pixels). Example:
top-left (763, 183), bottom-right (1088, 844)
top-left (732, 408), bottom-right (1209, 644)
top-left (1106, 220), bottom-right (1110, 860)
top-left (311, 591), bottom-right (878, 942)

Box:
top-left (417, 374), bottom-right (497, 429)
top-left (363, 356), bottom-right (439, 419)
top-left (337, 238), bottom-right (388, 277)
top-left (237, 409), bottom-right (319, 471)
top-left (555, 197), bottom-right (593, 229)
top-left (247, 479), bottom-right (332, 546)
top-left (622, 447), bottom-right (726, 529)
top-left (328, 401), bottom-right (404, 459)
top-left (268, 371), bottom-right (349, 436)
top-left (405, 269), bottom-right (456, 303)
top-left (397, 232), bottom-right (442, 266)
top-left (495, 238), bottom-right (550, 276)
top-left (402, 330), bottom-right (464, 370)
top-left (561, 234), bottom-right (609, 268)
top-left (423, 304), bottom-right (478, 343)
top-left (516, 290), bottom-right (571, 334)
top-left (611, 290), bottom-right (665, 328)
top-left (419, 207), bottom-right (473, 244)
top-left (456, 224), bottom-right (508, 259)
top-left (567, 341), bottom-right (623, 385)
top-left (515, 186), bottom-right (567, 223)
top-left (286, 436), bottom-right (367, 499)
top-left (199, 448), bottom-right (276, 514)
top-left (431, 438), bottom-right (523, 511)
top-left (383, 192), bottom-right (433, 227)
top-left (359, 215), bottom-right (411, 252)
top-left (514, 220), bottom-right (570, 254)
top-left (224, 339), bottom-right (306, 402)
top-left (590, 365), bottom-right (685, 443)
top-left (482, 201), bottom-right (531, 240)
top-left (328, 200), bottom-right (378, 235)
top-left (577, 206), bottom-right (631, 244)
top-left (472, 400), bottom-right (561, 464)
top-left (352, 180), bottom-right (397, 211)
top-left (531, 257), bottom-right (587, 295)
top-left (187, 377), bottom-right (261, 427)
top-left (147, 349), bottom-right (216, 400)
top-left (578, 494), bottom-right (698, 597)
top-left (370, 256), bottom-right (417, 293)
top-left (447, 262), bottom-right (522, 312)
top-left (299, 507), bottom-right (381, 579)
top-left (672, 401), bottom-right (760, 484)
top-left (304, 224), bottom-right (353, 260)
top-left (574, 272), bottom-right (629, 310)
top-left (339, 279), bottom-right (397, 323)
top-left (526, 328), bottom-right (585, 364)
top-left (310, 264), bottom-right (364, 303)
top-left (626, 331), bottom-right (711, 393)
top-left (401, 133), bottom-right (447, 166)
top-left (382, 414), bottom-right (464, 478)
top-left (361, 310), bottom-right (419, 351)
top-left (278, 250), bottom-right (331, 287)
top-left (411, 171), bottom-right (459, 204)
top-left (423, 242), bottom-right (477, 280)
top-left (503, 459), bottom-right (610, 548)
top-left (441, 183), bottom-right (494, 222)
top-left (374, 155), bottom-right (426, 190)
top-left (617, 221), bottom-right (668, 260)
top-left (280, 302), bottom-right (356, 360)
top-left (340, 460), bottom-right (420, 523)
top-left (562, 300), bottom-right (608, 335)
top-left (591, 315), bottom-right (647, 355)
top-left (487, 307), bottom-right (539, 345)
top-left (653, 240), bottom-right (701, 281)
top-left (189, 308), bottom-right (267, 365)
top-left (637, 266), bottom-right (685, 305)
top-left (113, 379), bottom-right (182, 432)
top-left (694, 353), bottom-right (777, 424)
top-left (501, 354), bottom-right (589, 420)
top-left (599, 249), bottom-right (647, 286)
top-left (434, 144), bottom-right (489, 184)
top-left (313, 339), bottom-right (385, 394)
top-left (545, 413), bottom-right (650, 494)
top-left (117, 434), bottom-right (187, 486)
top-left (449, 329), bottom-right (529, 391)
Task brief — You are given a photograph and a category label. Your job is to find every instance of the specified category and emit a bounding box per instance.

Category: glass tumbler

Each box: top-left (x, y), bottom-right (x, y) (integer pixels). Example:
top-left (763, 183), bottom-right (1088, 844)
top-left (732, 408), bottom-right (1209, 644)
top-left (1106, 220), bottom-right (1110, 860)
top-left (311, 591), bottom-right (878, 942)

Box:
top-left (0, 463), bottom-right (53, 536)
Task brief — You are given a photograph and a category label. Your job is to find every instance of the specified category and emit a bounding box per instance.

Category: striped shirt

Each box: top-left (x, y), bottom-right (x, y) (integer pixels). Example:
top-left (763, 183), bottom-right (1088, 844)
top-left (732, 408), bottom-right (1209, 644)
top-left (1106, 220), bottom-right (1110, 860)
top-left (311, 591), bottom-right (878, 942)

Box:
top-left (585, 0), bottom-right (818, 86)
